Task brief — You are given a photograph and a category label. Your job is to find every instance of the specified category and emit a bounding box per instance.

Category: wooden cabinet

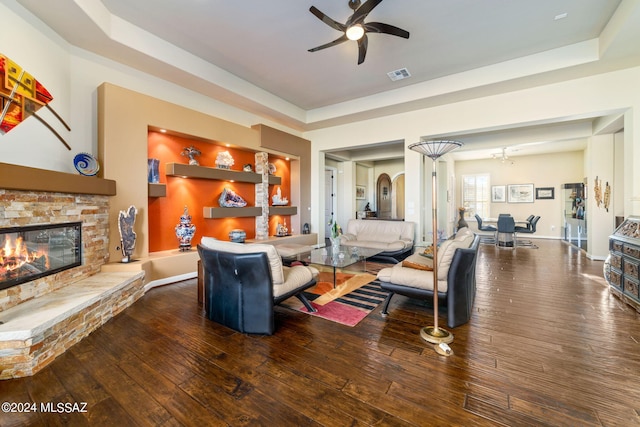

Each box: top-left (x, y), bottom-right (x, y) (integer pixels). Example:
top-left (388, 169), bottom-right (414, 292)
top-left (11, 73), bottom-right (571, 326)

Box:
top-left (607, 216), bottom-right (640, 313)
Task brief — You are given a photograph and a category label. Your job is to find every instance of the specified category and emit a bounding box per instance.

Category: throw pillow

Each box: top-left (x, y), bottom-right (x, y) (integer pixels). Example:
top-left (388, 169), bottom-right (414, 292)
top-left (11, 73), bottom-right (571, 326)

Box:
top-left (402, 260), bottom-right (433, 271)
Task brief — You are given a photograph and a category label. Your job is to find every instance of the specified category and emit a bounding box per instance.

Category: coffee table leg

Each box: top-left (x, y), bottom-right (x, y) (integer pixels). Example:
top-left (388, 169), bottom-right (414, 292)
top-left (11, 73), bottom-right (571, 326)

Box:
top-left (333, 265), bottom-right (337, 288)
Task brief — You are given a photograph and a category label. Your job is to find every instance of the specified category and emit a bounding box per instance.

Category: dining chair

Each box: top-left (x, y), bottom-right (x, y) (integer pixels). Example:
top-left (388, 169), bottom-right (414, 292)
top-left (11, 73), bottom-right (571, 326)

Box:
top-left (475, 214), bottom-right (497, 244)
top-left (475, 214), bottom-right (497, 232)
top-left (516, 216), bottom-right (540, 234)
top-left (496, 215), bottom-right (516, 247)
top-left (514, 215), bottom-right (540, 247)
top-left (517, 215), bottom-right (535, 232)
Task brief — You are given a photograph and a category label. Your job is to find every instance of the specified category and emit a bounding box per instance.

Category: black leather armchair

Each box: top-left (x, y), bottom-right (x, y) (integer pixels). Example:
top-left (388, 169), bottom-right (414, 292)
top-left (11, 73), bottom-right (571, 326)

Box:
top-left (197, 240), bottom-right (317, 335)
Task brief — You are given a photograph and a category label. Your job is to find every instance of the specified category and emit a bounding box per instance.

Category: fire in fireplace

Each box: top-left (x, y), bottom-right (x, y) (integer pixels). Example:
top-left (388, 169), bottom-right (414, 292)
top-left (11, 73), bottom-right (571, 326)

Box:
top-left (0, 222), bottom-right (82, 291)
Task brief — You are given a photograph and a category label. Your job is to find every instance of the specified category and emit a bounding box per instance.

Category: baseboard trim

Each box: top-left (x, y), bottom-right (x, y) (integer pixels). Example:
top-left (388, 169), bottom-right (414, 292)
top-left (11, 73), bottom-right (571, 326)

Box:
top-left (144, 272), bottom-right (197, 292)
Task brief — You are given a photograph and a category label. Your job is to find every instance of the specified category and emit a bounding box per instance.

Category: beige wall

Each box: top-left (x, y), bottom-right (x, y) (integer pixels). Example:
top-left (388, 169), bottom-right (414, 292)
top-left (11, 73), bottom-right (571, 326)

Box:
top-left (587, 135), bottom-right (616, 257)
top-left (374, 159), bottom-right (405, 183)
top-left (455, 151), bottom-right (585, 239)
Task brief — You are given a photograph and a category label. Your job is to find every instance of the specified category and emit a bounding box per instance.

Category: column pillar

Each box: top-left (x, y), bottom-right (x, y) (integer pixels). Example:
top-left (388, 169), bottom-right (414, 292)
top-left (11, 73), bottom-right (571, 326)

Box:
top-left (255, 152), bottom-right (269, 240)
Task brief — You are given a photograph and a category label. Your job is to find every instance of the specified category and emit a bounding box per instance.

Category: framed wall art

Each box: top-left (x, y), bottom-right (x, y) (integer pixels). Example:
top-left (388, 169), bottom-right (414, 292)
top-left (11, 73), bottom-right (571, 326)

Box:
top-left (508, 184), bottom-right (534, 203)
top-left (491, 185), bottom-right (506, 203)
top-left (535, 187), bottom-right (555, 200)
top-left (356, 185), bottom-right (366, 200)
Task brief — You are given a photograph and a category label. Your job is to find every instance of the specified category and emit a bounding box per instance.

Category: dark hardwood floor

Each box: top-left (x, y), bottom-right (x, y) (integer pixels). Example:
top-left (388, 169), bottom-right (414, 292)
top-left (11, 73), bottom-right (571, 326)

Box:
top-left (2, 239), bottom-right (640, 426)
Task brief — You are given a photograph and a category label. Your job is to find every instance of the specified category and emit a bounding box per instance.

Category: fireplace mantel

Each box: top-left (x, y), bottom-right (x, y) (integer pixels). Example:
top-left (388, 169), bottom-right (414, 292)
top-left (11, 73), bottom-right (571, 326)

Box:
top-left (0, 162), bottom-right (116, 196)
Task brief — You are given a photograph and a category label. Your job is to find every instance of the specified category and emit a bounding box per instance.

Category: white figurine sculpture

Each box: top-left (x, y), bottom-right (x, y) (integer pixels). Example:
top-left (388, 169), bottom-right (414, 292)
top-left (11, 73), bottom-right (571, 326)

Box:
top-left (272, 187), bottom-right (288, 206)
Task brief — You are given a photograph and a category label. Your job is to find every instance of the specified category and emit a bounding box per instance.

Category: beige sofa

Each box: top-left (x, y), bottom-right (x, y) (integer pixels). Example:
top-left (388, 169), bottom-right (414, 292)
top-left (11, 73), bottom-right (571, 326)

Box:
top-left (339, 219), bottom-right (415, 263)
top-left (376, 227), bottom-right (479, 328)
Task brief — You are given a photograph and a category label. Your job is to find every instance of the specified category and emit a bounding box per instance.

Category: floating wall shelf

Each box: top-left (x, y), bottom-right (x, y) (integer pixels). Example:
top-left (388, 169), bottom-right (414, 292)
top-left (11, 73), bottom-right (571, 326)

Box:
top-left (203, 206), bottom-right (298, 219)
top-left (270, 206), bottom-right (297, 216)
top-left (148, 183), bottom-right (166, 197)
top-left (165, 163), bottom-right (281, 185)
top-left (203, 206), bottom-right (263, 219)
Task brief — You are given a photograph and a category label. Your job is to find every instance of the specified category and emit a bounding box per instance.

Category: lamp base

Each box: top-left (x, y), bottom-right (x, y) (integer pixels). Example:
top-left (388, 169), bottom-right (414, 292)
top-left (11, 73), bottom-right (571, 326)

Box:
top-left (420, 326), bottom-right (454, 344)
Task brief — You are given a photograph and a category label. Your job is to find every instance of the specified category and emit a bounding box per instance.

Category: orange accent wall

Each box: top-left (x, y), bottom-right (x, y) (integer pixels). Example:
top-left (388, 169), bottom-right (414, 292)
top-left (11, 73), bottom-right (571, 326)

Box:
top-left (148, 131), bottom-right (291, 251)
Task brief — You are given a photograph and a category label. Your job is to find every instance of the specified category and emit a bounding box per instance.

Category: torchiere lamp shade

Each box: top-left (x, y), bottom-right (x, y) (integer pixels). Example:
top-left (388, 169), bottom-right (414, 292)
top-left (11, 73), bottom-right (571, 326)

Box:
top-left (408, 139), bottom-right (463, 160)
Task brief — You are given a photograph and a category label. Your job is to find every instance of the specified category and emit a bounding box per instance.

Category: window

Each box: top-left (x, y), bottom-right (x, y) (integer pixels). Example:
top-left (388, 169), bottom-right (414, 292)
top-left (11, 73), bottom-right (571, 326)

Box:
top-left (462, 174), bottom-right (490, 219)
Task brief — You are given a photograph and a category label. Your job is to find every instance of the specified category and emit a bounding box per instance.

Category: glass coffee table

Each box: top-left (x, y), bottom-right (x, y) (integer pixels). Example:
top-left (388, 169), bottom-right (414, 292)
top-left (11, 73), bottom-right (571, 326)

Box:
top-left (283, 244), bottom-right (383, 288)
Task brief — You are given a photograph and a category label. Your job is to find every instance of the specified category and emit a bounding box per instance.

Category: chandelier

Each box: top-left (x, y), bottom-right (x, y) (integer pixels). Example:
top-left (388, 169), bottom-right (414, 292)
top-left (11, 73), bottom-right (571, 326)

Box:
top-left (492, 147), bottom-right (514, 164)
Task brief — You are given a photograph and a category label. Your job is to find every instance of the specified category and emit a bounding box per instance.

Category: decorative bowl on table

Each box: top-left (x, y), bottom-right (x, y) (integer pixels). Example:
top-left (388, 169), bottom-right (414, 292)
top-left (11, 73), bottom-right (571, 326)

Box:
top-left (229, 229), bottom-right (246, 243)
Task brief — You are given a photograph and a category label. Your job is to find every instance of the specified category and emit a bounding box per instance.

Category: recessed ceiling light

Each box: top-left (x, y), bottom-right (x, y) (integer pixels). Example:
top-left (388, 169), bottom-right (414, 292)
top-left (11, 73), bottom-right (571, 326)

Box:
top-left (554, 12), bottom-right (568, 20)
top-left (387, 68), bottom-right (411, 82)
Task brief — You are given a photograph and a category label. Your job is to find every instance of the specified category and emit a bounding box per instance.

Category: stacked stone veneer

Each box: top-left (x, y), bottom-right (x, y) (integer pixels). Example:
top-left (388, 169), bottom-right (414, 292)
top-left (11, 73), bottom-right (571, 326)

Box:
top-left (0, 189), bottom-right (145, 378)
top-left (254, 152), bottom-right (269, 240)
top-left (0, 190), bottom-right (110, 311)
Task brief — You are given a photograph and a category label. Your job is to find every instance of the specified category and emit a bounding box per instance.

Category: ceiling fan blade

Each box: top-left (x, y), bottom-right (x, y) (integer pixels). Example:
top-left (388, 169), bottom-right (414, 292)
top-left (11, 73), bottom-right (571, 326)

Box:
top-left (308, 34), bottom-right (349, 52)
top-left (350, 0), bottom-right (384, 25)
top-left (357, 33), bottom-right (368, 65)
top-left (364, 22), bottom-right (410, 39)
top-left (309, 6), bottom-right (346, 32)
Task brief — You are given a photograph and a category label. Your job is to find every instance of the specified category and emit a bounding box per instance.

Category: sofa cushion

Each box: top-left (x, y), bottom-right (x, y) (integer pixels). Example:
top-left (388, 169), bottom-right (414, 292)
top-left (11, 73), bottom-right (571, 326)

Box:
top-left (200, 237), bottom-right (285, 284)
top-left (376, 229), bottom-right (475, 292)
top-left (378, 263), bottom-right (439, 292)
top-left (437, 229), bottom-right (474, 280)
top-left (346, 219), bottom-right (415, 242)
top-left (276, 265), bottom-right (318, 298)
top-left (341, 239), bottom-right (409, 252)
top-left (342, 219), bottom-right (415, 253)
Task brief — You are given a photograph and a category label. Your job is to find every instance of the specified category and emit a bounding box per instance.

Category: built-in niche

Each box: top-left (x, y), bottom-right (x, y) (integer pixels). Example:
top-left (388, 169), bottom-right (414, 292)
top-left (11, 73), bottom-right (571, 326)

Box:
top-left (147, 131), bottom-right (293, 252)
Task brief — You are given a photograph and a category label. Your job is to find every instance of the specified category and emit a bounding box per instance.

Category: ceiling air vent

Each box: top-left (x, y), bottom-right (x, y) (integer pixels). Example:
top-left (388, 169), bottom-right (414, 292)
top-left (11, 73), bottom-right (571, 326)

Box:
top-left (387, 68), bottom-right (411, 82)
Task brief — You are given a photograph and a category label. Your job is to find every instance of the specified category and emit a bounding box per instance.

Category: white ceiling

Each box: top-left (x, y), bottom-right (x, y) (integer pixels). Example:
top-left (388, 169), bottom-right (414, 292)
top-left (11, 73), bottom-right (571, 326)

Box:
top-left (13, 0), bottom-right (640, 158)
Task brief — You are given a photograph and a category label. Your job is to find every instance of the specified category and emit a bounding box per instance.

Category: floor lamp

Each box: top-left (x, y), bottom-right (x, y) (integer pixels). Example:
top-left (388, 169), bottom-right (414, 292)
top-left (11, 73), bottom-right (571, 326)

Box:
top-left (409, 138), bottom-right (463, 346)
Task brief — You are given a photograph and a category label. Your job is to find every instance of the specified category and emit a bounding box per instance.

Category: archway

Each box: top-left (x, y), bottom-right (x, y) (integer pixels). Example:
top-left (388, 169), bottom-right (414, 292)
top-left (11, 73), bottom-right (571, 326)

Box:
top-left (376, 173), bottom-right (392, 219)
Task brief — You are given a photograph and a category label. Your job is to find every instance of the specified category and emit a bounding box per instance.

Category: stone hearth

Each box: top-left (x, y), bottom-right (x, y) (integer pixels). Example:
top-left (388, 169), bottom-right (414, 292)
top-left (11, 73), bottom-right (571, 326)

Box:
top-left (0, 271), bottom-right (144, 378)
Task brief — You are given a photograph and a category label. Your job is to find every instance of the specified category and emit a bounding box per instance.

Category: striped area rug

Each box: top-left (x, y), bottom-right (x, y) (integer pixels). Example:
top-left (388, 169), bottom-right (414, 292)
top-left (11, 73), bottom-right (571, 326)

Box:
top-left (282, 272), bottom-right (389, 327)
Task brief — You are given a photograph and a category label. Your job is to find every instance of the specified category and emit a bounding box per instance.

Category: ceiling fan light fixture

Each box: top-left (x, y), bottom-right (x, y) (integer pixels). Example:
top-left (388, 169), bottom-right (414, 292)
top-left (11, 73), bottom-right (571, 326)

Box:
top-left (346, 24), bottom-right (365, 40)
top-left (308, 0), bottom-right (409, 64)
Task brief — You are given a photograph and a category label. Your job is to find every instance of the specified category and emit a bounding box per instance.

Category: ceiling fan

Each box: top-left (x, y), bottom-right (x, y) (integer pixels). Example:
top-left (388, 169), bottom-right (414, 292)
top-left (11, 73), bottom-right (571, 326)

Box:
top-left (308, 0), bottom-right (410, 65)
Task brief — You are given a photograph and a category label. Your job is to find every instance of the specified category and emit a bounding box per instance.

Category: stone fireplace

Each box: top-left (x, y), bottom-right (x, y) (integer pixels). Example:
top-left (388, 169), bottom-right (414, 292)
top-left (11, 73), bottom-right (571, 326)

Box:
top-left (0, 163), bottom-right (145, 379)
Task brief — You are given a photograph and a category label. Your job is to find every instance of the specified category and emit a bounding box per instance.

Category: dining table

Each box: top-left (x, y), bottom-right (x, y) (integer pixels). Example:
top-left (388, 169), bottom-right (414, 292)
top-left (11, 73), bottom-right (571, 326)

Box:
top-left (482, 217), bottom-right (530, 226)
top-left (483, 216), bottom-right (531, 247)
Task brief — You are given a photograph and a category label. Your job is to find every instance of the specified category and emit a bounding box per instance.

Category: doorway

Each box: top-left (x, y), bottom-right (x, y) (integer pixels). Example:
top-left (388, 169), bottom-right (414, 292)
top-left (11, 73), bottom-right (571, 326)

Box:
top-left (392, 173), bottom-right (405, 220)
top-left (324, 168), bottom-right (336, 236)
top-left (377, 173), bottom-right (392, 219)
